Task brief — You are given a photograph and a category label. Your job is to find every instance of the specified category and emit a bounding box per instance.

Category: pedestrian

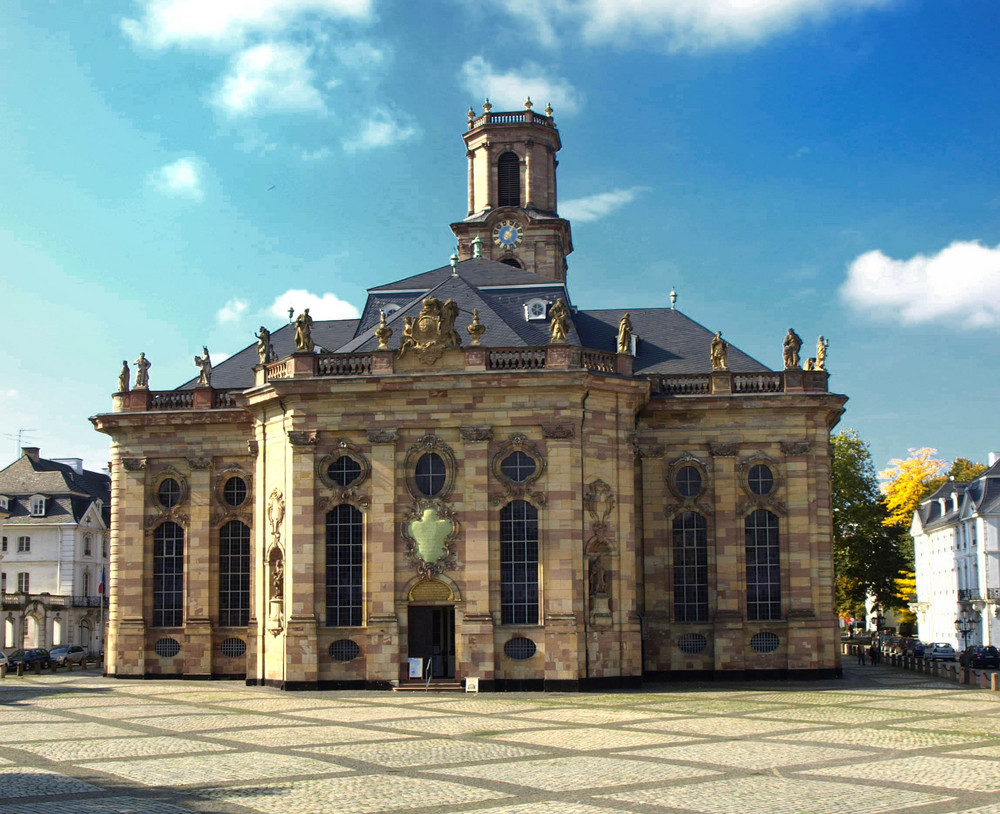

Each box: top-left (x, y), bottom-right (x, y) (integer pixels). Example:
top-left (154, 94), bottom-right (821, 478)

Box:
top-left (869, 643), bottom-right (879, 666)
top-left (857, 646), bottom-right (866, 666)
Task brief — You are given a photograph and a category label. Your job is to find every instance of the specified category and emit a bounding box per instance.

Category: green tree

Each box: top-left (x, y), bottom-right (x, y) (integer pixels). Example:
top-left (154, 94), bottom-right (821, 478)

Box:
top-left (831, 430), bottom-right (908, 616)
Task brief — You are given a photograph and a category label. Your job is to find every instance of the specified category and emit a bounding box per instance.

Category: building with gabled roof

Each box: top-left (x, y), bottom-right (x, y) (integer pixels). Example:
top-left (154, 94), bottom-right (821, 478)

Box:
top-left (911, 455), bottom-right (1000, 648)
top-left (0, 447), bottom-right (110, 655)
top-left (92, 104), bottom-right (846, 689)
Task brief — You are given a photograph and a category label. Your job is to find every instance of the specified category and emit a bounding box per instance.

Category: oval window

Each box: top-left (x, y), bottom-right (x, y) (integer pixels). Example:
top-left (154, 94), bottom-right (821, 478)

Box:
top-left (414, 452), bottom-right (446, 497)
top-left (676, 465), bottom-right (702, 498)
top-left (327, 457), bottom-right (363, 487)
top-left (500, 451), bottom-right (536, 483)
top-left (503, 637), bottom-right (537, 660)
top-left (157, 478), bottom-right (181, 508)
top-left (748, 464), bottom-right (774, 496)
top-left (223, 476), bottom-right (248, 507)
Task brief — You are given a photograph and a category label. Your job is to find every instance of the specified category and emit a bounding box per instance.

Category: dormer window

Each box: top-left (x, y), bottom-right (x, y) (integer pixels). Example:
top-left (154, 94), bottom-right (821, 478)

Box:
top-left (0, 495), bottom-right (8, 511)
top-left (29, 495), bottom-right (46, 516)
top-left (524, 299), bottom-right (548, 321)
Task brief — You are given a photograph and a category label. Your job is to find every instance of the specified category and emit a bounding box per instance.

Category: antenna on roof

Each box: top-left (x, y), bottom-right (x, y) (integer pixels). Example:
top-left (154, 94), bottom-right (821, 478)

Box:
top-left (670, 289), bottom-right (677, 309)
top-left (3, 429), bottom-right (36, 463)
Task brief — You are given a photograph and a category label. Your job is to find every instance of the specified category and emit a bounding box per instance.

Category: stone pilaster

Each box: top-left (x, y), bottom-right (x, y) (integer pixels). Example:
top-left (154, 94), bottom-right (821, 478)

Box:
top-left (711, 444), bottom-right (745, 671)
top-left (367, 429), bottom-right (399, 684)
top-left (184, 459), bottom-right (213, 677)
top-left (284, 431), bottom-right (318, 686)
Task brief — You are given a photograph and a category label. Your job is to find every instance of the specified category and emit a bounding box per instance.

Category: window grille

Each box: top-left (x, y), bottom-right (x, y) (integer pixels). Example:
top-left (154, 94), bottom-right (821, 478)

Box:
top-left (327, 456), bottom-right (362, 487)
top-left (673, 511), bottom-right (708, 622)
top-left (748, 464), bottom-right (774, 496)
top-left (500, 451), bottom-right (536, 484)
top-left (675, 465), bottom-right (703, 497)
top-left (154, 637), bottom-right (181, 657)
top-left (329, 639), bottom-right (361, 662)
top-left (219, 521), bottom-right (250, 627)
top-left (677, 633), bottom-right (708, 654)
top-left (500, 500), bottom-right (539, 625)
top-left (17, 536), bottom-right (30, 553)
top-left (503, 637), bottom-right (536, 660)
top-left (326, 504), bottom-right (363, 626)
top-left (158, 478), bottom-right (181, 508)
top-left (220, 638), bottom-right (247, 658)
top-left (153, 522), bottom-right (184, 627)
top-left (751, 632), bottom-right (780, 653)
top-left (746, 509), bottom-right (781, 621)
top-left (17, 572), bottom-right (29, 593)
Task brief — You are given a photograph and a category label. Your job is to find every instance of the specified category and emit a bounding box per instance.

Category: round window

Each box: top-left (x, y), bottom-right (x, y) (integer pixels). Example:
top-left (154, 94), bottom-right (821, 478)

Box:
top-left (154, 638), bottom-right (181, 658)
top-left (748, 464), bottom-right (774, 496)
top-left (676, 465), bottom-right (702, 498)
top-left (677, 633), bottom-right (707, 654)
top-left (327, 456), bottom-right (363, 488)
top-left (500, 451), bottom-right (536, 483)
top-left (751, 632), bottom-right (780, 653)
top-left (157, 478), bottom-right (181, 508)
top-left (223, 476), bottom-right (248, 507)
top-left (414, 452), bottom-right (446, 497)
top-left (503, 637), bottom-right (537, 660)
top-left (329, 639), bottom-right (361, 662)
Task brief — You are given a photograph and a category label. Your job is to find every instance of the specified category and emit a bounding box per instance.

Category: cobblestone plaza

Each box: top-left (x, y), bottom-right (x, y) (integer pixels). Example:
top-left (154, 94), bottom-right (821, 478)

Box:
top-left (2, 663), bottom-right (1000, 813)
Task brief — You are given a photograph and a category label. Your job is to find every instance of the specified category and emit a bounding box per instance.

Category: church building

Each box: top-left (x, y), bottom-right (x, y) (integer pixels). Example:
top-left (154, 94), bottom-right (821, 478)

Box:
top-left (92, 102), bottom-right (847, 690)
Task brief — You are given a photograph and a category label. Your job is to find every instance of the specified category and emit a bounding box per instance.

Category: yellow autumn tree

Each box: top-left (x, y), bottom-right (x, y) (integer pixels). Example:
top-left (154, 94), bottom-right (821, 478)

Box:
top-left (879, 448), bottom-right (944, 529)
top-left (894, 570), bottom-right (917, 633)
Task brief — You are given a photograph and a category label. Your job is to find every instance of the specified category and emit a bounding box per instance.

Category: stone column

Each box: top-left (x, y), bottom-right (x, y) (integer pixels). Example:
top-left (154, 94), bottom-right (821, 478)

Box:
top-left (467, 150), bottom-right (475, 216)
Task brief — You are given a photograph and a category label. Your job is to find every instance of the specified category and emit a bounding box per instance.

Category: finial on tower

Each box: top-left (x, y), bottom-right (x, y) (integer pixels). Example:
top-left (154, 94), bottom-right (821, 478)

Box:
top-left (468, 106), bottom-right (475, 122)
top-left (483, 98), bottom-right (492, 113)
top-left (545, 102), bottom-right (553, 117)
top-left (471, 234), bottom-right (483, 258)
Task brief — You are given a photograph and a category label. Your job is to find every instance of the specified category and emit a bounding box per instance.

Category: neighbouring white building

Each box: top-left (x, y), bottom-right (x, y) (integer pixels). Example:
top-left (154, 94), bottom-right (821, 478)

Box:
top-left (0, 447), bottom-right (110, 655)
top-left (911, 454), bottom-right (1000, 649)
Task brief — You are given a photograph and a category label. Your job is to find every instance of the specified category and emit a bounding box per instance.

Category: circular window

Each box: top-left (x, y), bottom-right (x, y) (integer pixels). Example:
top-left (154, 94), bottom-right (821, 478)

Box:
top-left (220, 638), bottom-right (247, 658)
top-left (751, 632), bottom-right (780, 653)
top-left (748, 464), bottom-right (774, 496)
top-left (329, 639), bottom-right (361, 662)
top-left (327, 457), bottom-right (363, 488)
top-left (154, 638), bottom-right (181, 658)
top-left (414, 452), bottom-right (446, 497)
top-left (676, 466), bottom-right (703, 498)
top-left (223, 476), bottom-right (248, 507)
top-left (503, 637), bottom-right (537, 660)
top-left (157, 478), bottom-right (181, 508)
top-left (500, 451), bottom-right (536, 483)
top-left (677, 633), bottom-right (707, 654)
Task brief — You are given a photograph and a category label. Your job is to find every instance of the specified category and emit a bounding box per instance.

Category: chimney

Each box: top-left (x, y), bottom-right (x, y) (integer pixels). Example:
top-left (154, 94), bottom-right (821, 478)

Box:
top-left (22, 447), bottom-right (40, 461)
top-left (951, 492), bottom-right (959, 512)
top-left (54, 458), bottom-right (84, 475)
top-left (989, 451), bottom-right (1000, 467)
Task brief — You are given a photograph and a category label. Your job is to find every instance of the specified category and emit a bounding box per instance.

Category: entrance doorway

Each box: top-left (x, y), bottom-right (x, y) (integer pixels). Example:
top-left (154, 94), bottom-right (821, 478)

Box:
top-left (407, 605), bottom-right (455, 678)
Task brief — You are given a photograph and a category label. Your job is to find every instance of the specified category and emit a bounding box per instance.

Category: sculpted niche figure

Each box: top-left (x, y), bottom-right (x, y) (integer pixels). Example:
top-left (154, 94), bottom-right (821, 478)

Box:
top-left (118, 361), bottom-right (130, 393)
top-left (617, 312), bottom-right (633, 355)
top-left (194, 346), bottom-right (212, 386)
top-left (549, 298), bottom-right (570, 343)
top-left (710, 331), bottom-right (728, 371)
top-left (134, 353), bottom-right (151, 389)
top-left (589, 556), bottom-right (608, 596)
top-left (294, 309), bottom-right (314, 352)
top-left (255, 326), bottom-right (276, 364)
top-left (782, 328), bottom-right (802, 370)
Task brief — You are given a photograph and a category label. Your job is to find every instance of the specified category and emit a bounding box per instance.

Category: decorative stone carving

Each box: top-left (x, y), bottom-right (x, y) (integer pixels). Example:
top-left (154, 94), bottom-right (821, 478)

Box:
top-left (584, 479), bottom-right (615, 554)
top-left (398, 297), bottom-right (461, 363)
top-left (145, 512), bottom-right (189, 530)
top-left (617, 313), bottom-right (633, 355)
top-left (490, 434), bottom-right (546, 506)
top-left (709, 442), bottom-right (739, 457)
top-left (548, 298), bottom-right (570, 344)
top-left (317, 441), bottom-right (370, 489)
top-left (134, 352), bottom-right (151, 389)
top-left (541, 423), bottom-right (574, 439)
top-left (186, 457), bottom-right (211, 470)
top-left (782, 328), bottom-right (803, 370)
top-left (460, 426), bottom-right (493, 442)
top-left (247, 440), bottom-right (259, 456)
top-left (294, 309), bottom-right (314, 352)
top-left (121, 457), bottom-right (147, 471)
top-left (710, 331), bottom-right (728, 371)
top-left (780, 441), bottom-right (811, 456)
top-left (466, 309), bottom-right (486, 346)
top-left (287, 430), bottom-right (318, 447)
top-left (118, 361), bottom-right (130, 393)
top-left (367, 428), bottom-right (398, 444)
top-left (194, 346), bottom-right (211, 387)
top-left (317, 489), bottom-right (370, 512)
top-left (401, 500), bottom-right (460, 578)
top-left (816, 335), bottom-right (828, 371)
top-left (267, 546), bottom-right (285, 636)
top-left (267, 488), bottom-right (285, 548)
top-left (374, 310), bottom-right (393, 350)
top-left (404, 435), bottom-right (457, 499)
top-left (255, 326), bottom-right (277, 364)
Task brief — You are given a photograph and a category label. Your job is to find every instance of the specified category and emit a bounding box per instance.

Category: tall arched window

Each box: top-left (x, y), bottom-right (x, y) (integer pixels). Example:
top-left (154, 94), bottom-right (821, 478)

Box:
top-left (500, 500), bottom-right (538, 625)
top-left (326, 504), bottom-right (363, 626)
top-left (745, 509), bottom-right (781, 621)
top-left (673, 511), bottom-right (708, 622)
top-left (497, 151), bottom-right (520, 207)
top-left (219, 520), bottom-right (250, 627)
top-left (153, 521), bottom-right (184, 627)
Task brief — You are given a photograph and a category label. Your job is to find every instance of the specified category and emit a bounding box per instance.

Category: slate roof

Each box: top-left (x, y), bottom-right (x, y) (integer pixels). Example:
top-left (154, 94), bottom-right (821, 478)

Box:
top-left (916, 459), bottom-right (1000, 529)
top-left (182, 256), bottom-right (770, 390)
top-left (0, 452), bottom-right (111, 526)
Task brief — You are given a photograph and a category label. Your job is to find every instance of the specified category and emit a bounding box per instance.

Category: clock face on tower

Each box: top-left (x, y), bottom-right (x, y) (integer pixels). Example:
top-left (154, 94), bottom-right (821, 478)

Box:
top-left (492, 219), bottom-right (523, 249)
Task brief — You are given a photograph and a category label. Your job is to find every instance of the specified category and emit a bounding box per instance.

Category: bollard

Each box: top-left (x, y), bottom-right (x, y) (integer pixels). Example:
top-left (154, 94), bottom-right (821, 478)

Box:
top-left (992, 673), bottom-right (999, 692)
top-left (51, 660), bottom-right (57, 674)
top-left (34, 661), bottom-right (42, 676)
top-left (0, 664), bottom-right (5, 679)
top-left (16, 662), bottom-right (24, 677)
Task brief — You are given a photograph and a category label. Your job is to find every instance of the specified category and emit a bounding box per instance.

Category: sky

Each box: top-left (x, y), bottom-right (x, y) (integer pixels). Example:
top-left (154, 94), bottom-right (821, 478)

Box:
top-left (2, 0), bottom-right (998, 477)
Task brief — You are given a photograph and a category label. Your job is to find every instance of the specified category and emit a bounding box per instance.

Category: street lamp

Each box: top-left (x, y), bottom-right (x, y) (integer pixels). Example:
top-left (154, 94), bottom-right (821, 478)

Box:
top-left (955, 607), bottom-right (981, 649)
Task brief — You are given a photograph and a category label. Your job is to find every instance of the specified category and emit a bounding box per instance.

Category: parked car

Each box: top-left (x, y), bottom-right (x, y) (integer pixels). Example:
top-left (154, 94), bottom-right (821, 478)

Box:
top-left (960, 645), bottom-right (1000, 669)
top-left (5, 648), bottom-right (51, 670)
top-left (911, 640), bottom-right (926, 659)
top-left (926, 642), bottom-right (957, 661)
top-left (0, 651), bottom-right (8, 669)
top-left (49, 645), bottom-right (87, 667)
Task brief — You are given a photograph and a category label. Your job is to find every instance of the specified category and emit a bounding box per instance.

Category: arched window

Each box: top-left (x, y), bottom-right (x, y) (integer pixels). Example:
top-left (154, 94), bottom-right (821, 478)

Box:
top-left (745, 509), bottom-right (781, 621)
top-left (219, 521), bottom-right (250, 627)
top-left (82, 570), bottom-right (90, 597)
top-left (153, 522), bottom-right (184, 627)
top-left (500, 500), bottom-right (538, 625)
top-left (326, 505), bottom-right (363, 626)
top-left (673, 512), bottom-right (708, 622)
top-left (497, 151), bottom-right (520, 207)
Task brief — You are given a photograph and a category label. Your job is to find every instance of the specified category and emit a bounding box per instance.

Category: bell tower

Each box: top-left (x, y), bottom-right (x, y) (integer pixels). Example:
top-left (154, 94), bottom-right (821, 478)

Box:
top-left (451, 99), bottom-right (573, 282)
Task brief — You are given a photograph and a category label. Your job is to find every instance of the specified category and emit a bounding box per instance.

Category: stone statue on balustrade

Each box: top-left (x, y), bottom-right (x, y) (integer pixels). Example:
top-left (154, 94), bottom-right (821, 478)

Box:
top-left (194, 346), bottom-right (212, 386)
top-left (118, 361), bottom-right (130, 393)
top-left (134, 353), bottom-right (151, 389)
top-left (710, 331), bottom-right (728, 371)
top-left (549, 298), bottom-right (570, 344)
top-left (617, 313), bottom-right (633, 355)
top-left (294, 309), bottom-right (314, 353)
top-left (782, 328), bottom-right (802, 370)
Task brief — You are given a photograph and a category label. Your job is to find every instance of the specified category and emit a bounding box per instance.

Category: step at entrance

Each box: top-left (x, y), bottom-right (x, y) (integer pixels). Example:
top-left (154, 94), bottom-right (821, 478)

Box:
top-left (394, 678), bottom-right (465, 692)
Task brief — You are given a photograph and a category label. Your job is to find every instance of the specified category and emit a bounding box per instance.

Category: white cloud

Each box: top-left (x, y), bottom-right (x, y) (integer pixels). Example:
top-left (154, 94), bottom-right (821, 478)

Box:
top-left (269, 289), bottom-right (360, 320)
top-left (840, 240), bottom-right (1000, 329)
top-left (491, 0), bottom-right (893, 52)
top-left (213, 42), bottom-right (325, 117)
top-left (121, 0), bottom-right (373, 50)
top-left (343, 108), bottom-right (418, 153)
top-left (336, 41), bottom-right (389, 76)
top-left (148, 157), bottom-right (205, 200)
top-left (459, 57), bottom-right (583, 116)
top-left (301, 147), bottom-right (332, 161)
top-left (560, 186), bottom-right (649, 223)
top-left (216, 297), bottom-right (250, 323)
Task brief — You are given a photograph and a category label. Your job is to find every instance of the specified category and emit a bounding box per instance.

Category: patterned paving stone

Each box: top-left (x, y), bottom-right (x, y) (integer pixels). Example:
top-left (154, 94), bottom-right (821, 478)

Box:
top-left (300, 738), bottom-right (544, 767)
top-left (213, 696), bottom-right (332, 712)
top-left (490, 726), bottom-right (697, 750)
top-left (0, 766), bottom-right (103, 797)
top-left (284, 705), bottom-right (451, 723)
top-left (3, 722), bottom-right (135, 742)
top-left (812, 754), bottom-right (1000, 792)
top-left (18, 798), bottom-right (200, 814)
top-left (210, 724), bottom-right (417, 747)
top-left (27, 694), bottom-right (120, 709)
top-left (872, 697), bottom-right (1000, 714)
top-left (747, 705), bottom-right (901, 724)
top-left (120, 713), bottom-right (272, 732)
top-left (625, 716), bottom-right (822, 738)
top-left (428, 755), bottom-right (718, 791)
top-left (82, 704), bottom-right (206, 719)
top-left (0, 708), bottom-right (77, 722)
top-left (88, 751), bottom-right (351, 787)
top-left (947, 743), bottom-right (1000, 758)
top-left (372, 714), bottom-right (547, 737)
top-left (484, 804), bottom-right (631, 814)
top-left (13, 735), bottom-right (234, 762)
top-left (776, 727), bottom-right (990, 750)
top-left (421, 698), bottom-right (551, 715)
top-left (601, 775), bottom-right (951, 813)
top-left (623, 739), bottom-right (869, 769)
top-left (889, 716), bottom-right (999, 736)
top-left (513, 707), bottom-right (673, 725)
top-left (196, 774), bottom-right (511, 813)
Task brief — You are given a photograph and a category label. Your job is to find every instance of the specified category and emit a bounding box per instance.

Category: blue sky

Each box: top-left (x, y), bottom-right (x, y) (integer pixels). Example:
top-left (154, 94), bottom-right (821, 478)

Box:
top-left (2, 0), bottom-right (998, 476)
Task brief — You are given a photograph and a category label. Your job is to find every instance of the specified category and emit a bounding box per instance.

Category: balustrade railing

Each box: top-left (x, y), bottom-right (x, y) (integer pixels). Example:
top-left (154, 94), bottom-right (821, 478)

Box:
top-left (488, 348), bottom-right (547, 370)
top-left (647, 374), bottom-right (711, 395)
top-left (468, 111), bottom-right (553, 130)
top-left (317, 354), bottom-right (373, 376)
top-left (150, 392), bottom-right (193, 410)
top-left (734, 373), bottom-right (784, 393)
top-left (581, 350), bottom-right (616, 373)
